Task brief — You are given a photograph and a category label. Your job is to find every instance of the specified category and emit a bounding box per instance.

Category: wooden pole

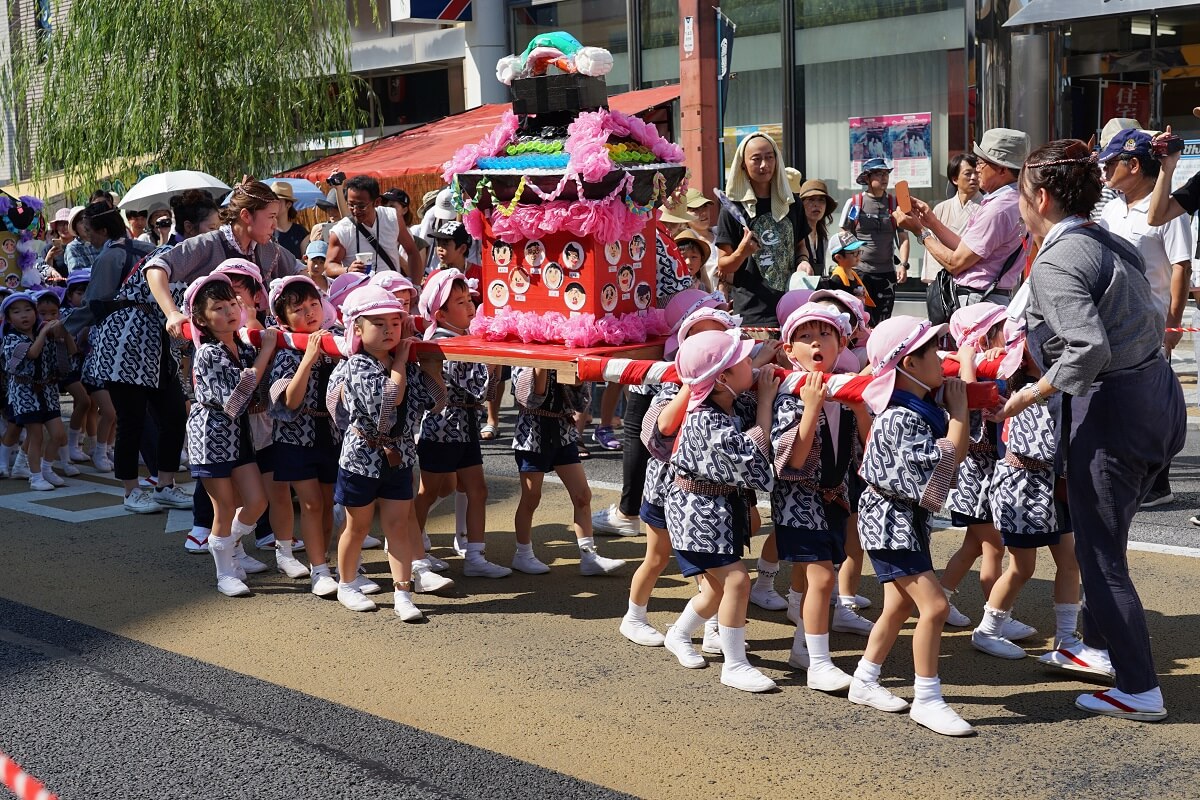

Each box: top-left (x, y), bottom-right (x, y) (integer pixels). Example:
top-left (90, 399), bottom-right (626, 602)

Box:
top-left (678, 0), bottom-right (721, 203)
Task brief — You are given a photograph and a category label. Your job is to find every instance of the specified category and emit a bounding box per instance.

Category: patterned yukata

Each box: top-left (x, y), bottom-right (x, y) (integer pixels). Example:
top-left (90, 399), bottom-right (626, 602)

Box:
top-left (269, 348), bottom-right (340, 449)
top-left (944, 411), bottom-right (998, 524)
top-left (56, 307), bottom-right (85, 388)
top-left (989, 402), bottom-right (1070, 543)
top-left (186, 340), bottom-right (260, 468)
top-left (335, 355), bottom-right (441, 478)
top-left (857, 402), bottom-right (959, 556)
top-left (418, 328), bottom-right (489, 473)
top-left (3, 330), bottom-right (62, 423)
top-left (511, 367), bottom-right (589, 470)
top-left (771, 392), bottom-right (860, 555)
top-left (659, 400), bottom-right (773, 557)
top-left (640, 383), bottom-right (681, 511)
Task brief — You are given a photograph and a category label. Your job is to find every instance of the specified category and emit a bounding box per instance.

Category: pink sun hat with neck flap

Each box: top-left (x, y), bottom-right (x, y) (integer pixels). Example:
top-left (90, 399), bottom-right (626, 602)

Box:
top-left (418, 268), bottom-right (467, 340)
top-left (863, 315), bottom-right (947, 414)
top-left (182, 272), bottom-right (238, 351)
top-left (995, 315), bottom-right (1027, 380)
top-left (370, 270), bottom-right (417, 298)
top-left (339, 285), bottom-right (407, 356)
top-left (328, 272), bottom-right (370, 313)
top-left (664, 289), bottom-right (727, 357)
top-left (670, 307), bottom-right (742, 359)
top-left (775, 289), bottom-right (814, 330)
top-left (809, 288), bottom-right (870, 334)
top-left (676, 328), bottom-right (756, 412)
top-left (781, 302), bottom-right (853, 346)
top-left (949, 302), bottom-right (1008, 352)
top-left (212, 258), bottom-right (268, 311)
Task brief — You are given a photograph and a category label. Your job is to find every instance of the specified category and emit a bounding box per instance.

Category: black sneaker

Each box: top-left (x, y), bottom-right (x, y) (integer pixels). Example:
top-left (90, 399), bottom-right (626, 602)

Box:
top-left (1140, 489), bottom-right (1175, 509)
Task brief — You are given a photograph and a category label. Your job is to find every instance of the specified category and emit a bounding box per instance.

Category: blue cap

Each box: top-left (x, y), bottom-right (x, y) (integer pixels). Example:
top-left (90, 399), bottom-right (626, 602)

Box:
top-left (830, 230), bottom-right (865, 257)
top-left (856, 157), bottom-right (893, 185)
top-left (305, 240), bottom-right (328, 259)
top-left (1098, 128), bottom-right (1154, 165)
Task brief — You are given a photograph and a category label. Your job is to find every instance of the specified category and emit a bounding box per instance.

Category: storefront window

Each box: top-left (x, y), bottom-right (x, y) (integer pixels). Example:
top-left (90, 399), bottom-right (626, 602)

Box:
top-left (794, 0), bottom-right (951, 29)
top-left (509, 0), bottom-right (630, 93)
top-left (639, 0), bottom-right (680, 87)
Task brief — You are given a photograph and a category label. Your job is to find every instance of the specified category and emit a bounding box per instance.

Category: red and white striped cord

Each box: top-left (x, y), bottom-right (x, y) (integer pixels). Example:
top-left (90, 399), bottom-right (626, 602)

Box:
top-left (1166, 327), bottom-right (1200, 333)
top-left (0, 751), bottom-right (58, 800)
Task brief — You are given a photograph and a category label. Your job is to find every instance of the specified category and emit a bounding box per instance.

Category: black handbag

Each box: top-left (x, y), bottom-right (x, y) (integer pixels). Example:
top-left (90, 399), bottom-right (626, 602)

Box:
top-left (926, 243), bottom-right (1024, 324)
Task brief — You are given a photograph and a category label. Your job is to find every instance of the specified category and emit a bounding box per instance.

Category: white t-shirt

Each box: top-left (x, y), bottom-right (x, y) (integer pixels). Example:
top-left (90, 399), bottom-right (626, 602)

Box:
top-left (1098, 193), bottom-right (1194, 319)
top-left (331, 207), bottom-right (402, 273)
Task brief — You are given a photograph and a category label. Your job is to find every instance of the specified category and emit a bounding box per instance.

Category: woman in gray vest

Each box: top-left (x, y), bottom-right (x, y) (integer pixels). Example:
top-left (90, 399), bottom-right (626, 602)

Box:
top-left (995, 139), bottom-right (1184, 722)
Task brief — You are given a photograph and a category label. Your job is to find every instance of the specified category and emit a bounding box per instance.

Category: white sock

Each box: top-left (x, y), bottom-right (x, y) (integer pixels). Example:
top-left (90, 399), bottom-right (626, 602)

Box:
top-left (465, 541), bottom-right (486, 559)
top-left (837, 594), bottom-right (858, 609)
top-left (516, 541), bottom-right (534, 557)
top-left (40, 461), bottom-right (55, 477)
top-left (756, 558), bottom-right (778, 584)
top-left (673, 597), bottom-right (706, 638)
top-left (68, 428), bottom-right (80, 448)
top-left (577, 536), bottom-right (595, 552)
top-left (913, 674), bottom-right (942, 704)
top-left (978, 604), bottom-right (1009, 636)
top-left (0, 444), bottom-right (10, 467)
top-left (790, 627), bottom-right (807, 653)
top-left (704, 615), bottom-right (719, 634)
top-left (276, 540), bottom-right (294, 557)
top-left (28, 457), bottom-right (41, 474)
top-left (854, 658), bottom-right (883, 684)
top-left (1054, 602), bottom-right (1081, 643)
top-left (57, 446), bottom-right (71, 465)
top-left (788, 589), bottom-right (804, 611)
top-left (717, 624), bottom-right (749, 667)
top-left (626, 599), bottom-right (648, 622)
top-left (230, 518), bottom-right (256, 540)
top-left (454, 491), bottom-right (468, 536)
top-left (805, 633), bottom-right (833, 668)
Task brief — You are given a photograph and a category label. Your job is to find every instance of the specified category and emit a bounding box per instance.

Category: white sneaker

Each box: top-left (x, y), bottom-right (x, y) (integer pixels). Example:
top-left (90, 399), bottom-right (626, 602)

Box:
top-left (29, 474), bottom-right (55, 492)
top-left (1074, 689), bottom-right (1167, 722)
top-left (463, 556), bottom-right (512, 578)
top-left (361, 534), bottom-right (382, 550)
top-left (1038, 639), bottom-right (1115, 680)
top-left (216, 576), bottom-right (251, 598)
top-left (234, 549), bottom-right (269, 575)
top-left (39, 469), bottom-right (66, 487)
top-left (254, 533), bottom-right (276, 549)
top-left (1001, 617), bottom-right (1037, 641)
top-left (138, 476), bottom-right (158, 489)
top-left (452, 532), bottom-right (468, 557)
top-left (807, 662), bottom-right (853, 693)
top-left (310, 567), bottom-right (338, 597)
top-left (512, 551), bottom-right (551, 575)
top-left (787, 643), bottom-right (810, 670)
top-left (720, 663), bottom-right (776, 693)
top-left (619, 616), bottom-right (665, 647)
top-left (849, 678), bottom-right (909, 712)
top-left (12, 452), bottom-right (31, 479)
top-left (701, 625), bottom-right (723, 655)
top-left (749, 579), bottom-right (789, 612)
top-left (579, 547), bottom-right (625, 576)
top-left (394, 590), bottom-right (424, 622)
top-left (424, 552), bottom-right (451, 572)
top-left (832, 603), bottom-right (875, 636)
top-left (337, 583), bottom-right (377, 612)
top-left (68, 444), bottom-right (90, 462)
top-left (664, 626), bottom-right (706, 669)
top-left (946, 602), bottom-right (972, 627)
top-left (90, 449), bottom-right (112, 473)
top-left (971, 629), bottom-right (1026, 660)
top-left (591, 504), bottom-right (640, 537)
top-left (54, 460), bottom-right (81, 477)
top-left (412, 565), bottom-right (455, 594)
top-left (185, 528), bottom-right (210, 554)
top-left (786, 596), bottom-right (802, 627)
top-left (909, 698), bottom-right (975, 737)
top-left (275, 551), bottom-right (310, 579)
top-left (153, 485), bottom-right (193, 509)
top-left (348, 574), bottom-right (381, 595)
top-left (123, 489), bottom-right (162, 514)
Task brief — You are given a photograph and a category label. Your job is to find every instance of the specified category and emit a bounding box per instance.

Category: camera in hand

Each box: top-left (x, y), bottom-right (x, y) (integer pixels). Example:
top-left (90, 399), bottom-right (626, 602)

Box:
top-left (1151, 134), bottom-right (1184, 157)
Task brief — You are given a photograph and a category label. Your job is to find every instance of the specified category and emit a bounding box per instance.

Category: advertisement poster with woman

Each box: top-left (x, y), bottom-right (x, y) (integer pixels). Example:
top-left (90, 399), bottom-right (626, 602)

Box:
top-left (849, 112), bottom-right (932, 188)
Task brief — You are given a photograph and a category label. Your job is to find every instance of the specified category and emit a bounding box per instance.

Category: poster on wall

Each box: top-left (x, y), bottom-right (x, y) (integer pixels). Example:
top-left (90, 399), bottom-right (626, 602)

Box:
top-left (1171, 139), bottom-right (1200, 194)
top-left (0, 232), bottom-right (21, 290)
top-left (849, 112), bottom-right (933, 188)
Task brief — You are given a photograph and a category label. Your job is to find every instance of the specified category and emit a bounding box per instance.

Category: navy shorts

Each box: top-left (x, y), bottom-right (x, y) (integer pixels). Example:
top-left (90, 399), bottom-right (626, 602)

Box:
top-left (673, 544), bottom-right (744, 578)
top-left (1001, 530), bottom-right (1063, 549)
top-left (418, 438), bottom-right (483, 474)
top-left (58, 371), bottom-right (82, 391)
top-left (335, 465), bottom-right (414, 508)
top-left (868, 539), bottom-right (935, 584)
top-left (255, 443), bottom-right (276, 474)
top-left (639, 500), bottom-right (667, 530)
top-left (84, 381), bottom-right (105, 395)
top-left (272, 442), bottom-right (338, 484)
top-left (12, 408), bottom-right (59, 426)
top-left (951, 511), bottom-right (992, 527)
top-left (191, 453), bottom-right (256, 479)
top-left (776, 523), bottom-right (847, 564)
top-left (514, 443), bottom-right (580, 473)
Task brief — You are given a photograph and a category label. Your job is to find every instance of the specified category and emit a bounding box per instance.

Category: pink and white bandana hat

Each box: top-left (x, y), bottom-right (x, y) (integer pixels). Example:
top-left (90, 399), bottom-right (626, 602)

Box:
top-left (669, 307), bottom-right (742, 358)
top-left (212, 258), bottom-right (268, 311)
top-left (370, 270), bottom-right (418, 300)
top-left (863, 315), bottom-right (947, 414)
top-left (781, 302), bottom-right (853, 368)
top-left (809, 288), bottom-right (870, 335)
top-left (339, 285), bottom-right (407, 356)
top-left (949, 302), bottom-right (1008, 351)
top-left (328, 272), bottom-right (370, 314)
top-left (775, 289), bottom-right (814, 331)
top-left (997, 315), bottom-right (1027, 380)
top-left (267, 274), bottom-right (336, 329)
top-left (418, 268), bottom-right (466, 340)
top-left (664, 289), bottom-right (726, 357)
top-left (675, 328), bottom-right (756, 412)
top-left (182, 272), bottom-right (236, 351)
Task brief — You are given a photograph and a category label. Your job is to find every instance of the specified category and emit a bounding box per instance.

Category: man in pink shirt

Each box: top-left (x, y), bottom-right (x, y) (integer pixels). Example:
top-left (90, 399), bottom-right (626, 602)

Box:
top-left (896, 128), bottom-right (1029, 306)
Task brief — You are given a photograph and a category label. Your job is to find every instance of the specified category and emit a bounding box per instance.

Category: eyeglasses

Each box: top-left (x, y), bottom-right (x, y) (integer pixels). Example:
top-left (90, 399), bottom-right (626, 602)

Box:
top-left (345, 201), bottom-right (371, 210)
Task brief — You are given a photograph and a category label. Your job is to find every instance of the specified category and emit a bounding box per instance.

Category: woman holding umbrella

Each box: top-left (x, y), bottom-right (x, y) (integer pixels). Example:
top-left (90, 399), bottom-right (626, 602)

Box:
top-left (994, 139), bottom-right (1185, 721)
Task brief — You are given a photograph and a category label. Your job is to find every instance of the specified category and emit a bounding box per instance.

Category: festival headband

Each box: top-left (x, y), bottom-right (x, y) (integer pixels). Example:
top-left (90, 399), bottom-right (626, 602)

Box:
top-left (339, 285), bottom-right (407, 356)
top-left (182, 272), bottom-right (236, 351)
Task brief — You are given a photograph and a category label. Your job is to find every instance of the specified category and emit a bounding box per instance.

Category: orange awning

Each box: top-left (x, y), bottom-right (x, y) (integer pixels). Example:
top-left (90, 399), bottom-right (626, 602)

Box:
top-left (281, 83), bottom-right (680, 202)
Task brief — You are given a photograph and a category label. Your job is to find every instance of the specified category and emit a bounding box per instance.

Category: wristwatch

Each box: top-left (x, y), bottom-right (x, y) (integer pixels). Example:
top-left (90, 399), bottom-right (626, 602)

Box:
top-left (917, 229), bottom-right (933, 243)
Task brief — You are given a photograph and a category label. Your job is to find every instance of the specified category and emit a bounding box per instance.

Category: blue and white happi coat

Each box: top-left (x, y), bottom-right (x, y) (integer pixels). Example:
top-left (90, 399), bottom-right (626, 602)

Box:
top-left (770, 392), bottom-right (860, 532)
top-left (640, 383), bottom-right (680, 509)
top-left (186, 340), bottom-right (259, 465)
top-left (989, 403), bottom-right (1069, 537)
top-left (944, 410), bottom-right (998, 521)
top-left (3, 331), bottom-right (61, 416)
top-left (421, 327), bottom-right (490, 444)
top-left (511, 367), bottom-right (589, 454)
top-left (268, 347), bottom-right (341, 449)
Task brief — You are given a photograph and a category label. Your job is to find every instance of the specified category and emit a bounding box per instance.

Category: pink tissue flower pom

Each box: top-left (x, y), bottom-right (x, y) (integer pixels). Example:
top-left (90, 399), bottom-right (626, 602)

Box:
top-left (442, 111), bottom-right (521, 182)
top-left (489, 199), bottom-right (648, 244)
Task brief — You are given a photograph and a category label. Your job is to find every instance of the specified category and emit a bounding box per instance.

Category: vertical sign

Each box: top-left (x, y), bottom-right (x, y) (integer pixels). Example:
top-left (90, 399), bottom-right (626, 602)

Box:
top-left (715, 7), bottom-right (737, 171)
top-left (683, 16), bottom-right (694, 56)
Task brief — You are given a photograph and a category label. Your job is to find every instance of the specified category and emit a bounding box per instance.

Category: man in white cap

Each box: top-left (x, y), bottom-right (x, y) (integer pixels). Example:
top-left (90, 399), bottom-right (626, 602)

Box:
top-left (896, 127), bottom-right (1029, 307)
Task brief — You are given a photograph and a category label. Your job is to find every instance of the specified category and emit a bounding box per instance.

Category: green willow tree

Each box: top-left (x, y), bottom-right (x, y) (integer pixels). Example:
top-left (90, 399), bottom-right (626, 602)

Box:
top-left (2, 0), bottom-right (369, 190)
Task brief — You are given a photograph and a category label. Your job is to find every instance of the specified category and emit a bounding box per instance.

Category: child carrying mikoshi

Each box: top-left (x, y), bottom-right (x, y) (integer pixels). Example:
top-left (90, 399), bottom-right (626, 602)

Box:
top-left (853, 315), bottom-right (973, 736)
top-left (657, 329), bottom-right (780, 693)
top-left (414, 269), bottom-right (510, 579)
top-left (771, 302), bottom-right (872, 691)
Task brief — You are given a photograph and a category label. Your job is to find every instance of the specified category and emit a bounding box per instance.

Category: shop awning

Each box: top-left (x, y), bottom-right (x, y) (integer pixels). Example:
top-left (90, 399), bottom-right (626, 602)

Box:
top-left (1005, 0), bottom-right (1198, 27)
top-left (280, 83), bottom-right (681, 202)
